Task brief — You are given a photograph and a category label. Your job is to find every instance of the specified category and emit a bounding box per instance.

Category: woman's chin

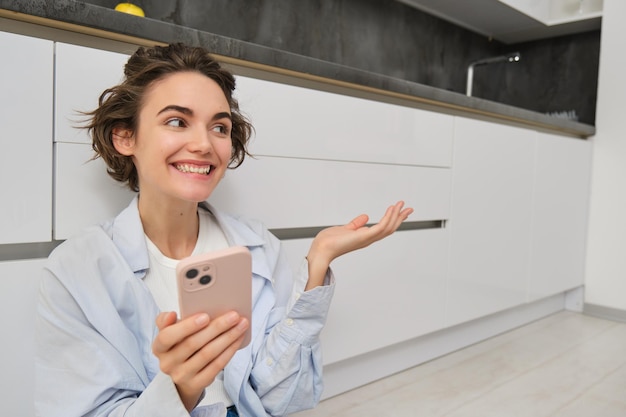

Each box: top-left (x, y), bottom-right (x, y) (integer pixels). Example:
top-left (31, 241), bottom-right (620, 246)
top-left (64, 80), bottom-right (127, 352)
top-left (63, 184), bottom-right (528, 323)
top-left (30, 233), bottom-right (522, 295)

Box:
top-left (182, 186), bottom-right (217, 204)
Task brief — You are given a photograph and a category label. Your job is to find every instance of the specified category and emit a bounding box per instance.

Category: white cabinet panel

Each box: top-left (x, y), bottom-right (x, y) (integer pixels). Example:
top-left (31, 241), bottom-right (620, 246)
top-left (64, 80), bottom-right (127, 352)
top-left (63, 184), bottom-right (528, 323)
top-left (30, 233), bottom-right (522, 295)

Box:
top-left (235, 76), bottom-right (454, 167)
top-left (209, 156), bottom-right (451, 229)
top-left (54, 43), bottom-right (129, 144)
top-left (281, 229), bottom-right (448, 365)
top-left (446, 117), bottom-right (535, 326)
top-left (54, 143), bottom-right (135, 240)
top-left (0, 258), bottom-right (45, 417)
top-left (0, 32), bottom-right (53, 244)
top-left (528, 134), bottom-right (592, 301)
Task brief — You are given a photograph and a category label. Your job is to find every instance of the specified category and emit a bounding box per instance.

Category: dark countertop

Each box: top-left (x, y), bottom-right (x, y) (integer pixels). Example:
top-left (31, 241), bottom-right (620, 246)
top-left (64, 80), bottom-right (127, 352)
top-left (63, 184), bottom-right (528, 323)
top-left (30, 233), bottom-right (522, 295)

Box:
top-left (0, 0), bottom-right (595, 138)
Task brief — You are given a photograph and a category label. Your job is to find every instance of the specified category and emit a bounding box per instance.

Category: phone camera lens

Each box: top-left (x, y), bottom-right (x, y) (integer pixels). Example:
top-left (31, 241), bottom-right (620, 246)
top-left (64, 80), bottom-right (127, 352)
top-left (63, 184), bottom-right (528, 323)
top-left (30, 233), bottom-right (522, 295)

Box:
top-left (199, 275), bottom-right (212, 285)
top-left (186, 269), bottom-right (199, 279)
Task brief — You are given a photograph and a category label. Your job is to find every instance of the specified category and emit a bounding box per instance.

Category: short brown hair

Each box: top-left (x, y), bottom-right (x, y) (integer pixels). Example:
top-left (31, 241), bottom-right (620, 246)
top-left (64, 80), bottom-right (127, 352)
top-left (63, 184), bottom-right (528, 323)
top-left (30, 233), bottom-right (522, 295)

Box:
top-left (84, 43), bottom-right (253, 192)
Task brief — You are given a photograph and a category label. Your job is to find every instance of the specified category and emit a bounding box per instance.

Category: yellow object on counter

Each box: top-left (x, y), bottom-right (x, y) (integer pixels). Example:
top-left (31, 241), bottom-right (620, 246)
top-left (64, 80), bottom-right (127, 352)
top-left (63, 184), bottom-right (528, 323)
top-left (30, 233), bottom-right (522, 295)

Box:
top-left (114, 3), bottom-right (145, 17)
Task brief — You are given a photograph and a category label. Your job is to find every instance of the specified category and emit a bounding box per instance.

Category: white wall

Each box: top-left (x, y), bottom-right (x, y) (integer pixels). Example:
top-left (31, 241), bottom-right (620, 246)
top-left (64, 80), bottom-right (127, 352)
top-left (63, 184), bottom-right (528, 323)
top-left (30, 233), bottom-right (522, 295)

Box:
top-left (584, 0), bottom-right (626, 311)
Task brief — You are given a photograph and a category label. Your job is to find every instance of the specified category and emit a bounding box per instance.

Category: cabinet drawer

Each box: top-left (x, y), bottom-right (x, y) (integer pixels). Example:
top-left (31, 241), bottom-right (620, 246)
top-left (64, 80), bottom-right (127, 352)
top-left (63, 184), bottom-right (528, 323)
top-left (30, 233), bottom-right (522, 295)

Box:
top-left (210, 156), bottom-right (451, 229)
top-left (54, 149), bottom-right (449, 239)
top-left (235, 76), bottom-right (454, 167)
top-left (54, 42), bottom-right (129, 144)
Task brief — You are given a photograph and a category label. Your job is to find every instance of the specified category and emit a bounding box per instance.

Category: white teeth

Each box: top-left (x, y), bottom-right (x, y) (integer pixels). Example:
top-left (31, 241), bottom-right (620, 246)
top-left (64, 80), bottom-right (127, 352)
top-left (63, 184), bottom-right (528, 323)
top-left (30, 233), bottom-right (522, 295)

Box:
top-left (175, 164), bottom-right (212, 175)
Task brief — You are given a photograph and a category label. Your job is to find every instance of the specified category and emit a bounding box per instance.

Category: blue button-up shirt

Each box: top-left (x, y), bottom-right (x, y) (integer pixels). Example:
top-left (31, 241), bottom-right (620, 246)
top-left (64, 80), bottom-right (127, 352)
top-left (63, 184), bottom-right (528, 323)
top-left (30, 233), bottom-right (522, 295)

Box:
top-left (35, 197), bottom-right (334, 417)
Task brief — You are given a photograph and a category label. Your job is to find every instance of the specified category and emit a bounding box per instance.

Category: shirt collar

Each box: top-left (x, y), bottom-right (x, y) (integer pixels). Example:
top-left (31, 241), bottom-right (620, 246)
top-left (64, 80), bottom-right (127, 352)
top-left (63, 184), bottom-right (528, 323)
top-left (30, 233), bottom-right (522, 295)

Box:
top-left (103, 195), bottom-right (149, 276)
top-left (201, 201), bottom-right (273, 283)
top-left (199, 201), bottom-right (265, 248)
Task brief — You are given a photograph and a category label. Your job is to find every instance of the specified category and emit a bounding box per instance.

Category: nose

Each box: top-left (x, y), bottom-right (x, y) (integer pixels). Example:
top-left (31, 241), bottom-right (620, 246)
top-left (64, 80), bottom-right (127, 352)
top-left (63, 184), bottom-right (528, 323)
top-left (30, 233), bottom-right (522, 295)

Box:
top-left (187, 127), bottom-right (214, 154)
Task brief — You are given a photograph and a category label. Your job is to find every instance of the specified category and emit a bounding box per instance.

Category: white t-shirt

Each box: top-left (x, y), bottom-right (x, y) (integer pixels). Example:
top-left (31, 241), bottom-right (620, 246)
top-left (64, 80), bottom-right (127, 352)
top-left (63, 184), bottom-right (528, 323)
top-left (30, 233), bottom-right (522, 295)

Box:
top-left (144, 209), bottom-right (233, 407)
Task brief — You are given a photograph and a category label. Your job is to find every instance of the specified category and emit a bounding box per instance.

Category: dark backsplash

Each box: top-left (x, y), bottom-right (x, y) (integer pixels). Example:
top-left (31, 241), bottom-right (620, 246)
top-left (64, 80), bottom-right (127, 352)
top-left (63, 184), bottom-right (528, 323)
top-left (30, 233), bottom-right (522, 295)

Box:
top-left (89, 0), bottom-right (600, 125)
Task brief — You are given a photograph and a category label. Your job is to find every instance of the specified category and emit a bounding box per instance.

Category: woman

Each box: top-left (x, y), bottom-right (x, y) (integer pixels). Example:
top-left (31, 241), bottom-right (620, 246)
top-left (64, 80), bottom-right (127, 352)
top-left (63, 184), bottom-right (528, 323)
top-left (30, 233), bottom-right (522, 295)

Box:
top-left (35, 43), bottom-right (413, 417)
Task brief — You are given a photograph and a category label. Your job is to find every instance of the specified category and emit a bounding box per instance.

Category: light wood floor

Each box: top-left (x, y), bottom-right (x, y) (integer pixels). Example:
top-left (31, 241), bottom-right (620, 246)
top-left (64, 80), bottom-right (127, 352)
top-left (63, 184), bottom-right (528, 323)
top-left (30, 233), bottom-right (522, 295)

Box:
top-left (293, 310), bottom-right (626, 417)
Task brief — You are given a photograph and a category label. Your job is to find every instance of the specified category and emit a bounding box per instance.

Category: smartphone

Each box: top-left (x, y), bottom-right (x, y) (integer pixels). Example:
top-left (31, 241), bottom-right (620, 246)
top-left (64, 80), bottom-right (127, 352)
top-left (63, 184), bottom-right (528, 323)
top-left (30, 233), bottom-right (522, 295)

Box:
top-left (176, 246), bottom-right (252, 349)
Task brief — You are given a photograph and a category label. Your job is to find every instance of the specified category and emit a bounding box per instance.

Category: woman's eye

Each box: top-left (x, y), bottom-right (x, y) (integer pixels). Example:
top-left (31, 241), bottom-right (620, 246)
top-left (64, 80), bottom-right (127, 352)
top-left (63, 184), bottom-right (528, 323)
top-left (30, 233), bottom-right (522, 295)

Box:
top-left (212, 125), bottom-right (230, 135)
top-left (166, 118), bottom-right (186, 128)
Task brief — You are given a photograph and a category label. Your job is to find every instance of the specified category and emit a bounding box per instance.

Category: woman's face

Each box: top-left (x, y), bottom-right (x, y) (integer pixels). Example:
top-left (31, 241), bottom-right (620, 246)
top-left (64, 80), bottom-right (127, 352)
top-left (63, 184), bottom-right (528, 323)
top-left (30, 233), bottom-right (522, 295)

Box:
top-left (114, 71), bottom-right (233, 205)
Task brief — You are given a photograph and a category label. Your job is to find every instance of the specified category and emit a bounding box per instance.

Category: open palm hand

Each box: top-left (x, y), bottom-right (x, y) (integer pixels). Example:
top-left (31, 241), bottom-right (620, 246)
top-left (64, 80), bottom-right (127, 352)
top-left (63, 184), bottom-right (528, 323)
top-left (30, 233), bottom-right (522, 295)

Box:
top-left (305, 201), bottom-right (414, 290)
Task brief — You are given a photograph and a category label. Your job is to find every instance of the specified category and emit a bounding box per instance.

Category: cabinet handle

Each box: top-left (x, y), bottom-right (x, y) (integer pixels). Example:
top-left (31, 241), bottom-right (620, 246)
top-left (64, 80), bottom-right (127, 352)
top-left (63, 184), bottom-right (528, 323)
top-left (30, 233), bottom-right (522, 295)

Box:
top-left (0, 241), bottom-right (63, 261)
top-left (270, 220), bottom-right (445, 240)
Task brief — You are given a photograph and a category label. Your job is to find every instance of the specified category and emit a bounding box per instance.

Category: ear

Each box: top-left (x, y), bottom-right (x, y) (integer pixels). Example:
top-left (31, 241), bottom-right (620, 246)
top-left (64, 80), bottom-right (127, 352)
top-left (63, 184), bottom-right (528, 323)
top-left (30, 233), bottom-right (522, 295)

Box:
top-left (112, 127), bottom-right (135, 156)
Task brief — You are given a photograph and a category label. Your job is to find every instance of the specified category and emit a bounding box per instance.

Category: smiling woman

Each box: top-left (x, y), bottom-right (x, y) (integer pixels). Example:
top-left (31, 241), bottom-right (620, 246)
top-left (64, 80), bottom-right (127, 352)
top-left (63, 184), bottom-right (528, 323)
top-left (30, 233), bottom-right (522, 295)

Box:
top-left (110, 72), bottom-right (235, 216)
top-left (85, 45), bottom-right (252, 194)
top-left (35, 43), bottom-right (413, 417)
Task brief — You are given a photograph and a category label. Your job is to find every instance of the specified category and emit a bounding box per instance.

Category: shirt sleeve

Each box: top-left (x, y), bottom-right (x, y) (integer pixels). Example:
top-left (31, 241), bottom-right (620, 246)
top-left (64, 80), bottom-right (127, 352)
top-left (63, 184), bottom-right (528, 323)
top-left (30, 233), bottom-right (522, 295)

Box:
top-left (248, 255), bottom-right (336, 416)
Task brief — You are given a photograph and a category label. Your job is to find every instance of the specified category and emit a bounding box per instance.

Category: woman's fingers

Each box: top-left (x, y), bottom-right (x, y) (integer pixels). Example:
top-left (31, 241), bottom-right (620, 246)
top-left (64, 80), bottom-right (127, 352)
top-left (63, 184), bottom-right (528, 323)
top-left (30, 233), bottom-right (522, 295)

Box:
top-left (153, 311), bottom-right (249, 385)
top-left (153, 312), bottom-right (210, 355)
top-left (384, 201), bottom-right (413, 229)
top-left (184, 318), bottom-right (249, 380)
top-left (364, 201), bottom-right (414, 242)
top-left (169, 321), bottom-right (249, 411)
top-left (315, 201), bottom-right (415, 256)
top-left (151, 311), bottom-right (249, 411)
top-left (155, 311), bottom-right (178, 330)
top-left (347, 214), bottom-right (369, 230)
top-left (176, 313), bottom-right (248, 371)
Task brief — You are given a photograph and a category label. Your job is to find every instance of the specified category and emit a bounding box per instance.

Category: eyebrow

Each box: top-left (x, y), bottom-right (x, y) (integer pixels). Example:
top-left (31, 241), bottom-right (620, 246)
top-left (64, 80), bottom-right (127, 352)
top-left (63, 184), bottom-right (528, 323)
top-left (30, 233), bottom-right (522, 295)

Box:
top-left (157, 105), bottom-right (232, 121)
top-left (213, 111), bottom-right (233, 122)
top-left (157, 105), bottom-right (193, 116)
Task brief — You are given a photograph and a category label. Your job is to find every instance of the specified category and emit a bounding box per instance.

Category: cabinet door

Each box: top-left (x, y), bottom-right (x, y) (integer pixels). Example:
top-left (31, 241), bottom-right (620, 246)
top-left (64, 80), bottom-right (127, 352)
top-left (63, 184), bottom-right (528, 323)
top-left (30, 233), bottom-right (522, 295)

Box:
top-left (235, 75), bottom-right (454, 167)
top-left (281, 228), bottom-right (448, 365)
top-left (0, 258), bottom-right (45, 417)
top-left (54, 42), bottom-right (129, 144)
top-left (446, 117), bottom-right (535, 326)
top-left (528, 133), bottom-right (591, 300)
top-left (54, 143), bottom-right (135, 240)
top-left (0, 32), bottom-right (53, 244)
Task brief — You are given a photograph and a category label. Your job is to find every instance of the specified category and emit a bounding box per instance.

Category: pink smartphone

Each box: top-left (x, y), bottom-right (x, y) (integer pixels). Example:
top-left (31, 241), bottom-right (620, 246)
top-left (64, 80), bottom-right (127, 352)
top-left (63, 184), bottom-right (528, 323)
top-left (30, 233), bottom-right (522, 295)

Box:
top-left (176, 246), bottom-right (252, 349)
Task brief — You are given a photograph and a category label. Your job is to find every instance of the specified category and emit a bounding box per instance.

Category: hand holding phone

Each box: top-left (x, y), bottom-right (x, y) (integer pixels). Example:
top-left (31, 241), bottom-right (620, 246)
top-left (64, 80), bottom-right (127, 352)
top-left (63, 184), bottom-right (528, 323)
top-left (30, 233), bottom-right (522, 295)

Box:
top-left (176, 246), bottom-right (252, 349)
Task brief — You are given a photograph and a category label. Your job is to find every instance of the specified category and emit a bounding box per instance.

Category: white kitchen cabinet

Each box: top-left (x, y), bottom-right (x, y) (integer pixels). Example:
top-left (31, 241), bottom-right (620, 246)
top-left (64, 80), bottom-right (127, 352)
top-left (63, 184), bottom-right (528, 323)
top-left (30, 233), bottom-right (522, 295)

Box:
top-left (235, 75), bottom-right (454, 168)
top-left (0, 32), bottom-right (53, 244)
top-left (528, 133), bottom-right (592, 301)
top-left (0, 258), bottom-right (45, 417)
top-left (54, 142), bottom-right (135, 240)
top-left (500, 0), bottom-right (602, 25)
top-left (446, 117), bottom-right (535, 327)
top-left (54, 42), bottom-right (129, 144)
top-left (209, 155), bottom-right (451, 229)
top-left (281, 228), bottom-right (448, 365)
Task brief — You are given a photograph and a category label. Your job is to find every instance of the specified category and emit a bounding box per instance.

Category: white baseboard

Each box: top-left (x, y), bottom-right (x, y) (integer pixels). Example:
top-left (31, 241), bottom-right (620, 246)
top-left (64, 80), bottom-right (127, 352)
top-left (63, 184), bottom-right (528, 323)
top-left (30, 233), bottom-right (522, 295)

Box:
top-left (320, 293), bottom-right (565, 399)
top-left (584, 303), bottom-right (626, 323)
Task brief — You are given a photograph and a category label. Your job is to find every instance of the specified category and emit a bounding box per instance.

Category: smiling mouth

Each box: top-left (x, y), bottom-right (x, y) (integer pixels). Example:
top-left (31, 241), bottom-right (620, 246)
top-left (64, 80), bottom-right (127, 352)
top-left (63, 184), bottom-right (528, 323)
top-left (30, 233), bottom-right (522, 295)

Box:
top-left (174, 163), bottom-right (213, 175)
